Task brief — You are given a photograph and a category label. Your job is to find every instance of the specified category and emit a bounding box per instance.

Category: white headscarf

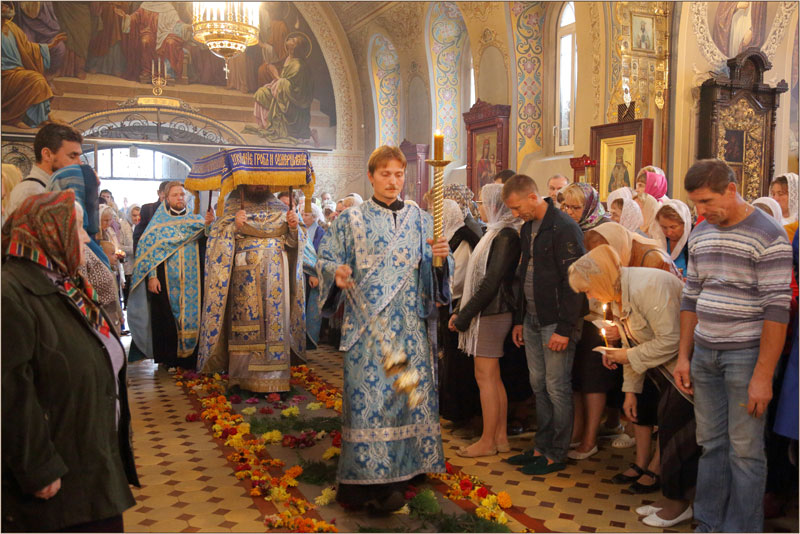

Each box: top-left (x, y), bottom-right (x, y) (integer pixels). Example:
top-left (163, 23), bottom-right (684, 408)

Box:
top-left (458, 184), bottom-right (520, 356)
top-left (618, 198), bottom-right (644, 233)
top-left (442, 198), bottom-right (465, 241)
top-left (774, 173), bottom-right (798, 225)
top-left (658, 199), bottom-right (692, 261)
top-left (752, 196), bottom-right (783, 224)
top-left (607, 187), bottom-right (633, 206)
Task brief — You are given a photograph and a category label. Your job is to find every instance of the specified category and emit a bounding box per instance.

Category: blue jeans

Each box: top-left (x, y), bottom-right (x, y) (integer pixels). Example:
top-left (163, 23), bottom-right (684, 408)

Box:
top-left (523, 314), bottom-right (576, 463)
top-left (691, 344), bottom-right (766, 533)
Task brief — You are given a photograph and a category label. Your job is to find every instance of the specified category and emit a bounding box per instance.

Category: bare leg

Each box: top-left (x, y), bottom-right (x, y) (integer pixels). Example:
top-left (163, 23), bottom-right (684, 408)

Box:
top-left (620, 424), bottom-right (652, 477)
top-left (461, 357), bottom-right (499, 455)
top-left (636, 441), bottom-right (661, 485)
top-left (575, 392), bottom-right (606, 453)
top-left (495, 372), bottom-right (509, 449)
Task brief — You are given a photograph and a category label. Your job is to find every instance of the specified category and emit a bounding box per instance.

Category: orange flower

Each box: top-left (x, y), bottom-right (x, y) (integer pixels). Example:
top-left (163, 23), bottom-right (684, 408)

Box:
top-left (497, 491), bottom-right (512, 509)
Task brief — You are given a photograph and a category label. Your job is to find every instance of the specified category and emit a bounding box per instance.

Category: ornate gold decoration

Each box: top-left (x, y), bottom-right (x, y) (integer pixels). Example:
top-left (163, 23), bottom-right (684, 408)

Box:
top-left (716, 98), bottom-right (767, 201)
top-left (457, 1), bottom-right (497, 23)
top-left (375, 2), bottom-right (425, 53)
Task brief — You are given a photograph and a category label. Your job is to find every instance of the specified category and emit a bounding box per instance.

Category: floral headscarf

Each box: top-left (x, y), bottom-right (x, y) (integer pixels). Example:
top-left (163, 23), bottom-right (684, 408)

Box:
top-left (2, 191), bottom-right (109, 335)
top-left (443, 183), bottom-right (479, 219)
top-left (571, 182), bottom-right (607, 231)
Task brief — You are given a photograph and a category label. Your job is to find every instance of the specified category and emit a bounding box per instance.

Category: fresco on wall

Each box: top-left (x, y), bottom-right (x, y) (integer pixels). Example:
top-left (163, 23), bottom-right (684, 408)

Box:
top-left (369, 33), bottom-right (400, 147)
top-left (1, 1), bottom-right (336, 149)
top-left (709, 2), bottom-right (768, 58)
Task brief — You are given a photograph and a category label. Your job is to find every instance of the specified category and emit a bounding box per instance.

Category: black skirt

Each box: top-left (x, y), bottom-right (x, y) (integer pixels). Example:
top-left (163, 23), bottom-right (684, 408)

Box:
top-left (572, 320), bottom-right (622, 394)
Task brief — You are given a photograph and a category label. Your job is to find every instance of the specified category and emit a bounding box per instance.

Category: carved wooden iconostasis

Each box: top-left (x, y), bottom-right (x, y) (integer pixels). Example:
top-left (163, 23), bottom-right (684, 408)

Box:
top-left (698, 48), bottom-right (788, 200)
top-left (463, 100), bottom-right (511, 195)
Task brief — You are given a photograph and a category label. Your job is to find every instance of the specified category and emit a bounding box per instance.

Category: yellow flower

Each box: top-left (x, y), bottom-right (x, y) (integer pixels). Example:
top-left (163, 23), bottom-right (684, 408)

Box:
top-left (475, 506), bottom-right (491, 520)
top-left (306, 402), bottom-right (323, 410)
top-left (393, 504), bottom-right (410, 515)
top-left (241, 407), bottom-right (257, 416)
top-left (314, 487), bottom-right (337, 506)
top-left (495, 511), bottom-right (509, 525)
top-left (213, 373), bottom-right (222, 380)
top-left (333, 399), bottom-right (342, 412)
top-left (234, 470), bottom-right (249, 480)
top-left (236, 422), bottom-right (251, 435)
top-left (322, 447), bottom-right (341, 460)
top-left (496, 491), bottom-right (512, 509)
top-left (480, 495), bottom-right (498, 509)
top-left (269, 486), bottom-right (290, 502)
top-left (261, 430), bottom-right (283, 443)
top-left (281, 406), bottom-right (300, 417)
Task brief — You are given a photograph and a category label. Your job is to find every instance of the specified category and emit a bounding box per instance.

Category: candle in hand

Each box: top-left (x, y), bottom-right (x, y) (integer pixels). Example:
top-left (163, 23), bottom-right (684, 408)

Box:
top-left (434, 130), bottom-right (444, 160)
top-left (601, 328), bottom-right (609, 348)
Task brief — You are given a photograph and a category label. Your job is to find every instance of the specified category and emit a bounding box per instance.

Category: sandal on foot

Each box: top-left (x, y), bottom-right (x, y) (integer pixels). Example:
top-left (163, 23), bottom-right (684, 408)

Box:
top-left (611, 433), bottom-right (636, 448)
top-left (496, 442), bottom-right (511, 453)
top-left (611, 463), bottom-right (645, 484)
top-left (629, 470), bottom-right (661, 494)
top-left (456, 445), bottom-right (497, 458)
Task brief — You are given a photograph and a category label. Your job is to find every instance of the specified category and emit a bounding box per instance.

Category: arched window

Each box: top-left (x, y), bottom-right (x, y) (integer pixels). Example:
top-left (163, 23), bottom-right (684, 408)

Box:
top-left (555, 2), bottom-right (577, 153)
top-left (81, 147), bottom-right (190, 207)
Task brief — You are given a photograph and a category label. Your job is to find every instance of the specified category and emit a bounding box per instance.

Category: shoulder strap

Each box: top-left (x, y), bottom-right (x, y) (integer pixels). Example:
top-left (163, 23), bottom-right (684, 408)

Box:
top-left (23, 177), bottom-right (47, 187)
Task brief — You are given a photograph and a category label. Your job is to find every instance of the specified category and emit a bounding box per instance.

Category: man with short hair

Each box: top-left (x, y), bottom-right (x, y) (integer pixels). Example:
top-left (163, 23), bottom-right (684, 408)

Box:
top-left (132, 180), bottom-right (170, 253)
top-left (129, 182), bottom-right (214, 369)
top-left (546, 174), bottom-right (569, 203)
top-left (6, 122), bottom-right (83, 215)
top-left (318, 145), bottom-right (450, 512)
top-left (673, 159), bottom-right (792, 532)
top-left (502, 174), bottom-right (585, 475)
top-left (277, 191), bottom-right (291, 207)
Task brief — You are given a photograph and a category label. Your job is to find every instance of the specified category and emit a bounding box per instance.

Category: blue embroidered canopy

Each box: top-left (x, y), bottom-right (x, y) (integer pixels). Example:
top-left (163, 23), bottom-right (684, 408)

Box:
top-left (184, 148), bottom-right (315, 214)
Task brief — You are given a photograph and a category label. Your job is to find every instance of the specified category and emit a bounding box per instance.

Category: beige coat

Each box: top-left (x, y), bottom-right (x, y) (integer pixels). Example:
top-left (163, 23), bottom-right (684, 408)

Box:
top-left (611, 267), bottom-right (683, 393)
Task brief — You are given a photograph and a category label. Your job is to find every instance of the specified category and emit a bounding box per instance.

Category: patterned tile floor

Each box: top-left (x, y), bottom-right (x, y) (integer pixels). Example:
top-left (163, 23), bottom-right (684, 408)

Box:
top-left (123, 342), bottom-right (798, 533)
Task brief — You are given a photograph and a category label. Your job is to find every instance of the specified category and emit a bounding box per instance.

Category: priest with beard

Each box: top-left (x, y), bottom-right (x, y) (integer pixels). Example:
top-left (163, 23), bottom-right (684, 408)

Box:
top-left (128, 181), bottom-right (214, 368)
top-left (197, 184), bottom-right (306, 393)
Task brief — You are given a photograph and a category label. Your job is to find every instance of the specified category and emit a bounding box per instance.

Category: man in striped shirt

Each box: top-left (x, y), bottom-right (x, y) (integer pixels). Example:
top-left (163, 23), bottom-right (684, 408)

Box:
top-left (674, 159), bottom-right (792, 532)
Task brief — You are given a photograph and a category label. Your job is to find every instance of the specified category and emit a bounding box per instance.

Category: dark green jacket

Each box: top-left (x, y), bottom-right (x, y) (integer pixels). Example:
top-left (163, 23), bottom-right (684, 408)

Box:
top-left (2, 258), bottom-right (139, 532)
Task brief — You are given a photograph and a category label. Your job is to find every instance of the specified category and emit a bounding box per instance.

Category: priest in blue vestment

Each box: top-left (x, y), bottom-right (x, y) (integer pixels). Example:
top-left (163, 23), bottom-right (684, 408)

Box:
top-left (317, 146), bottom-right (451, 512)
top-left (128, 181), bottom-right (213, 368)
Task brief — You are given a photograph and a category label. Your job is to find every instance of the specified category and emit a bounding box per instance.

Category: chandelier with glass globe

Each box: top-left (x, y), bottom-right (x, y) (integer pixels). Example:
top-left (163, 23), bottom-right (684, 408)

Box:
top-left (192, 2), bottom-right (259, 78)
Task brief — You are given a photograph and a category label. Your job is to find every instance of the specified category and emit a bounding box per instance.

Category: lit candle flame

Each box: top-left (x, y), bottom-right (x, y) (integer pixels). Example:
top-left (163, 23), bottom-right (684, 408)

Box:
top-left (601, 327), bottom-right (609, 348)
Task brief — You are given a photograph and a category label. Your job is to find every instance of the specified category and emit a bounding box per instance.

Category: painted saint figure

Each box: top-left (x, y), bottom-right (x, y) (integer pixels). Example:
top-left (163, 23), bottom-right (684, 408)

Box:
top-left (197, 185), bottom-right (306, 393)
top-left (253, 33), bottom-right (314, 143)
top-left (608, 147), bottom-right (631, 194)
top-left (1, 1), bottom-right (62, 128)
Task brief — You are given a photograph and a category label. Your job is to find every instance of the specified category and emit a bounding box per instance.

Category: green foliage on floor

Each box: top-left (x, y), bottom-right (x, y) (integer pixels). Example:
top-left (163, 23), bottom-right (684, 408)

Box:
top-left (247, 415), bottom-right (341, 435)
top-left (296, 456), bottom-right (338, 486)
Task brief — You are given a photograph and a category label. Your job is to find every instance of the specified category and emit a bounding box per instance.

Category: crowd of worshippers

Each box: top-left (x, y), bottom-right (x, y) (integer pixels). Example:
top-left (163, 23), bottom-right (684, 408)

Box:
top-left (0, 124), bottom-right (797, 532)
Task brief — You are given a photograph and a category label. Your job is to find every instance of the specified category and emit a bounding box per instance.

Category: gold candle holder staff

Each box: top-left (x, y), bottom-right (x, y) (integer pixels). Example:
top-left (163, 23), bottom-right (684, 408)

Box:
top-left (425, 158), bottom-right (451, 268)
top-left (151, 58), bottom-right (167, 96)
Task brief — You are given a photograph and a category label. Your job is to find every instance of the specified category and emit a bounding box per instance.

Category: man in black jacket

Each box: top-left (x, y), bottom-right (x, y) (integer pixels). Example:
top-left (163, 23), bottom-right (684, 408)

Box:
top-left (132, 180), bottom-right (170, 255)
top-left (501, 174), bottom-right (586, 476)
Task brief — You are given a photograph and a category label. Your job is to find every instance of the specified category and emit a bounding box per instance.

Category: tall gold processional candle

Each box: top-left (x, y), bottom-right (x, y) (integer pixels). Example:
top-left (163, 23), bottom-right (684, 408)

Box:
top-left (428, 130), bottom-right (448, 267)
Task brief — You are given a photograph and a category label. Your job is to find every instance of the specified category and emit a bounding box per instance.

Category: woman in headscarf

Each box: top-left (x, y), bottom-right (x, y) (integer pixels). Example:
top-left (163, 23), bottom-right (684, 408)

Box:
top-left (752, 196), bottom-right (784, 225)
top-left (656, 200), bottom-right (693, 277)
top-left (635, 166), bottom-right (669, 203)
top-left (609, 197), bottom-right (644, 234)
top-left (2, 191), bottom-right (139, 532)
top-left (635, 191), bottom-right (667, 247)
top-left (583, 221), bottom-right (680, 490)
top-left (48, 165), bottom-right (123, 334)
top-left (448, 184), bottom-right (521, 457)
top-left (770, 173), bottom-right (798, 241)
top-left (568, 245), bottom-right (698, 528)
top-left (560, 183), bottom-right (621, 461)
top-left (120, 205), bottom-right (140, 307)
top-left (561, 182), bottom-right (608, 231)
top-left (438, 199), bottom-right (482, 432)
top-left (443, 183), bottom-right (484, 236)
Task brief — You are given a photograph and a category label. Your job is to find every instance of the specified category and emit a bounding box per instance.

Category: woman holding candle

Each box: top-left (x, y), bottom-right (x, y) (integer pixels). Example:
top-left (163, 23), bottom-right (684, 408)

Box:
top-left (559, 183), bottom-right (622, 461)
top-left (448, 184), bottom-right (521, 457)
top-left (568, 245), bottom-right (699, 527)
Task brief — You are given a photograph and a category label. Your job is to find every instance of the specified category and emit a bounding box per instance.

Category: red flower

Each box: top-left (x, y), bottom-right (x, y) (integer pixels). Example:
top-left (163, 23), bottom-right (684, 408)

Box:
top-left (229, 394), bottom-right (242, 404)
top-left (235, 463), bottom-right (251, 472)
top-left (445, 461), bottom-right (454, 474)
top-left (459, 478), bottom-right (473, 493)
top-left (185, 412), bottom-right (200, 422)
top-left (330, 430), bottom-right (342, 448)
top-left (259, 406), bottom-right (274, 415)
top-left (476, 486), bottom-right (489, 499)
top-left (268, 393), bottom-right (282, 403)
top-left (404, 485), bottom-right (418, 500)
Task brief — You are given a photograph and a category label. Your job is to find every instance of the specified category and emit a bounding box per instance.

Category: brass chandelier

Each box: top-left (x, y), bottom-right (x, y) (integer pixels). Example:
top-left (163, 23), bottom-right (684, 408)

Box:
top-left (192, 2), bottom-right (259, 76)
